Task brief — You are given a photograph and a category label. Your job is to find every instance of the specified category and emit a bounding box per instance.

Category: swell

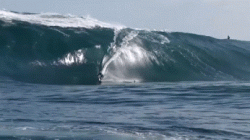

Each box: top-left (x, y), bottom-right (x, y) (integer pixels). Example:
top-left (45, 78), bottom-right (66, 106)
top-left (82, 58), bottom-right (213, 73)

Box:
top-left (0, 13), bottom-right (115, 84)
top-left (102, 29), bottom-right (250, 82)
top-left (1, 11), bottom-right (250, 85)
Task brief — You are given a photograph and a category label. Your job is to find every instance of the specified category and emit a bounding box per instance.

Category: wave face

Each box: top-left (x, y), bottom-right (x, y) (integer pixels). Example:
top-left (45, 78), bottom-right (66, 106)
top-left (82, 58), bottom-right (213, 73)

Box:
top-left (1, 11), bottom-right (250, 85)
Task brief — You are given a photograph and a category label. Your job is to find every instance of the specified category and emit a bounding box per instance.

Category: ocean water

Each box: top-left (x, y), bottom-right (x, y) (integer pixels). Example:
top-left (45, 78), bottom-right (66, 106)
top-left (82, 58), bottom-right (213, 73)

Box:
top-left (1, 10), bottom-right (250, 140)
top-left (1, 79), bottom-right (250, 140)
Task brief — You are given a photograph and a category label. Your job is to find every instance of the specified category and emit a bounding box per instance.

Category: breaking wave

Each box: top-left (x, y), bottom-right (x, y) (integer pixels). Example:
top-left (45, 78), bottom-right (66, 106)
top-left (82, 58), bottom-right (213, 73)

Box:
top-left (1, 10), bottom-right (250, 85)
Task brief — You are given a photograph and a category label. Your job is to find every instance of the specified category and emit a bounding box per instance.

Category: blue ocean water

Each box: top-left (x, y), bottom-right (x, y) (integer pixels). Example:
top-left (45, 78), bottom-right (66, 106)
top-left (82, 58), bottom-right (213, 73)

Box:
top-left (1, 11), bottom-right (250, 139)
top-left (1, 78), bottom-right (250, 140)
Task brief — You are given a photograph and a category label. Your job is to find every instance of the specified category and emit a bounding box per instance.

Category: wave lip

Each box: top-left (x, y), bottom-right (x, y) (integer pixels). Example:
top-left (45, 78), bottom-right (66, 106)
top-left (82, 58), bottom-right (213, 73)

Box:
top-left (0, 10), bottom-right (125, 29)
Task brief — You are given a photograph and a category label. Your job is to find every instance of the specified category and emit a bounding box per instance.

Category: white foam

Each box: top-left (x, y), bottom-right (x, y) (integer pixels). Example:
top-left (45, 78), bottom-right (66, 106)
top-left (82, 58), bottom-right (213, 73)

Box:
top-left (15, 126), bottom-right (37, 131)
top-left (56, 49), bottom-right (86, 66)
top-left (101, 30), bottom-right (163, 83)
top-left (30, 49), bottom-right (87, 66)
top-left (0, 10), bottom-right (125, 30)
top-left (101, 31), bottom-right (140, 75)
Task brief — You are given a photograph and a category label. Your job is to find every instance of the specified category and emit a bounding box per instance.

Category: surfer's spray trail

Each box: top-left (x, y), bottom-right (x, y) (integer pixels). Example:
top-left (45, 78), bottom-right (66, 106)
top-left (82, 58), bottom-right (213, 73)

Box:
top-left (1, 10), bottom-right (250, 84)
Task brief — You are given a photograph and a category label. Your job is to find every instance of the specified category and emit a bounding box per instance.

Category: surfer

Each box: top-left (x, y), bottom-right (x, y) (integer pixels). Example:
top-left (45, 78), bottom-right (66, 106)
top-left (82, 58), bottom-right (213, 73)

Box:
top-left (227, 35), bottom-right (230, 40)
top-left (98, 72), bottom-right (104, 82)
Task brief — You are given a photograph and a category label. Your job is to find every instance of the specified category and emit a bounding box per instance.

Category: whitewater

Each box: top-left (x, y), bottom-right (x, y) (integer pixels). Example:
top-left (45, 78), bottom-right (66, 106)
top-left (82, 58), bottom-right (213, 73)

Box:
top-left (0, 10), bottom-right (250, 140)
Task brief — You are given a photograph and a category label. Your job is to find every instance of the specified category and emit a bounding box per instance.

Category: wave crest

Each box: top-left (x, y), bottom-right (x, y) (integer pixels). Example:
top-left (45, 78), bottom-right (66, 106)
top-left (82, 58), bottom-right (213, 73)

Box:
top-left (0, 10), bottom-right (125, 29)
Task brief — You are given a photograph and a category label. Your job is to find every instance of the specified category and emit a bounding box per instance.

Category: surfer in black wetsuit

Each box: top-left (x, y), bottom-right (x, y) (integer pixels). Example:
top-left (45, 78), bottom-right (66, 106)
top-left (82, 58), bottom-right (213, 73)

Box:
top-left (98, 72), bottom-right (104, 83)
top-left (227, 35), bottom-right (230, 40)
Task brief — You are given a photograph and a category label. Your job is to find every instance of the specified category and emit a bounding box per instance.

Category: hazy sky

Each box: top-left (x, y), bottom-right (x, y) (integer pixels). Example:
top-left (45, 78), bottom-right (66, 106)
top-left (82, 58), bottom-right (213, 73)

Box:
top-left (1, 0), bottom-right (249, 40)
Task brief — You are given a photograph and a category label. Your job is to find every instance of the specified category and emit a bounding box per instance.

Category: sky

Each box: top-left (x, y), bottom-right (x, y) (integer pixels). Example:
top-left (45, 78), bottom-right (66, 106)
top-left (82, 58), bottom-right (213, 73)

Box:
top-left (0, 0), bottom-right (250, 40)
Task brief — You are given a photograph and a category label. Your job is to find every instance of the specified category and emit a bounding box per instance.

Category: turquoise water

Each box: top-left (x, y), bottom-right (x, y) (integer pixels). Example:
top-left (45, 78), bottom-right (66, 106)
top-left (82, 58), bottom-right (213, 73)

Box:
top-left (1, 78), bottom-right (250, 140)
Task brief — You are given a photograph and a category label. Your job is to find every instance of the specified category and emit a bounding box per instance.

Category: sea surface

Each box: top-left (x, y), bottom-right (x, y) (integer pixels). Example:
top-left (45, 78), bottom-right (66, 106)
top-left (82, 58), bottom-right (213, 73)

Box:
top-left (1, 10), bottom-right (250, 140)
top-left (1, 79), bottom-right (250, 140)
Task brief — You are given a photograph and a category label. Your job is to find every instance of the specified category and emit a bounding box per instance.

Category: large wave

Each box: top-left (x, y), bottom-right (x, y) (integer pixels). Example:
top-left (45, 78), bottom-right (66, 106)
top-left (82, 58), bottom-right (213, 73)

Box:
top-left (1, 10), bottom-right (250, 85)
